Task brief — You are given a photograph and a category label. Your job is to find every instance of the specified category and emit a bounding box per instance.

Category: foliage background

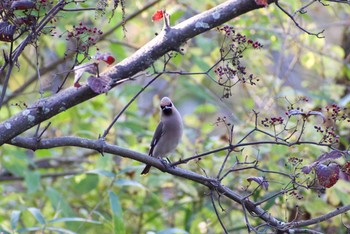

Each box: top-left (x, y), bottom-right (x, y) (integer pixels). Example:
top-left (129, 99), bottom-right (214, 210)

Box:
top-left (0, 0), bottom-right (350, 233)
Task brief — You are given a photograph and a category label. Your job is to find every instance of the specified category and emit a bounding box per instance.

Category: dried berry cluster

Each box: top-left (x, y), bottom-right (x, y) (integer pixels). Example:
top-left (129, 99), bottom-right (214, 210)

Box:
top-left (260, 100), bottom-right (349, 145)
top-left (0, 0), bottom-right (40, 42)
top-left (65, 22), bottom-right (103, 53)
top-left (325, 104), bottom-right (349, 123)
top-left (288, 190), bottom-right (304, 200)
top-left (214, 25), bottom-right (263, 98)
top-left (261, 116), bottom-right (284, 127)
top-left (315, 104), bottom-right (348, 144)
top-left (214, 116), bottom-right (231, 127)
top-left (314, 125), bottom-right (339, 144)
top-left (287, 156), bottom-right (303, 166)
top-left (0, 0), bottom-right (57, 43)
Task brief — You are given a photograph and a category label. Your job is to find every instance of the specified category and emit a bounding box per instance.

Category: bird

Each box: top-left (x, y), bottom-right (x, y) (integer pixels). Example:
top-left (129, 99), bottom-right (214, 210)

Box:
top-left (141, 97), bottom-right (183, 175)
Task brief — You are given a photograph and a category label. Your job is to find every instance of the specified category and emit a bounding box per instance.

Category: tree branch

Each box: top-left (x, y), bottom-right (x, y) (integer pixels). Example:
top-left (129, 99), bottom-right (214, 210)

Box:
top-left (291, 204), bottom-right (350, 228)
top-left (0, 170), bottom-right (83, 182)
top-left (0, 0), bottom-right (273, 146)
top-left (2, 0), bottom-right (160, 105)
top-left (7, 135), bottom-right (285, 230)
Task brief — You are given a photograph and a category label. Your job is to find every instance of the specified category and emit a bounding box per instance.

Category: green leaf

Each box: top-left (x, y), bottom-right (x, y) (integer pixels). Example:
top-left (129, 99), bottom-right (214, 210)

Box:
top-left (72, 174), bottom-right (99, 194)
top-left (87, 169), bottom-right (115, 178)
top-left (110, 43), bottom-right (127, 61)
top-left (10, 210), bottom-right (21, 230)
top-left (17, 226), bottom-right (76, 234)
top-left (158, 228), bottom-right (189, 234)
top-left (334, 187), bottom-right (350, 205)
top-left (16, 227), bottom-right (42, 233)
top-left (2, 151), bottom-right (28, 177)
top-left (114, 179), bottom-right (145, 189)
top-left (109, 191), bottom-right (125, 234)
top-left (25, 171), bottom-right (41, 193)
top-left (48, 217), bottom-right (101, 224)
top-left (27, 207), bottom-right (46, 225)
top-left (46, 187), bottom-right (75, 217)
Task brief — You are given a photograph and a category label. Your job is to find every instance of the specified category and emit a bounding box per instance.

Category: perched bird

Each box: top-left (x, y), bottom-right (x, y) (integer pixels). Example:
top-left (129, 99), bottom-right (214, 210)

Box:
top-left (141, 97), bottom-right (183, 175)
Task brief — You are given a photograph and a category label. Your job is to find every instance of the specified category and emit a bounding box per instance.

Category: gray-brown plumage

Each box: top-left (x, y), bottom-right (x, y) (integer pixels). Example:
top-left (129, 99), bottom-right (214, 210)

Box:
top-left (141, 97), bottom-right (183, 175)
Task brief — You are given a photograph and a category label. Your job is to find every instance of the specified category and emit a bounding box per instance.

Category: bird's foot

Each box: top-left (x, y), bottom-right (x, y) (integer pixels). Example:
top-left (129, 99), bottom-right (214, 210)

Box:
top-left (163, 158), bottom-right (176, 169)
top-left (160, 159), bottom-right (169, 169)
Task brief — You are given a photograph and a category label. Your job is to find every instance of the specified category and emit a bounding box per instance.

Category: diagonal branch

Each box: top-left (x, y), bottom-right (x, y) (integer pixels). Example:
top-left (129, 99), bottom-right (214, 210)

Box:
top-left (0, 0), bottom-right (274, 146)
top-left (2, 0), bottom-right (160, 106)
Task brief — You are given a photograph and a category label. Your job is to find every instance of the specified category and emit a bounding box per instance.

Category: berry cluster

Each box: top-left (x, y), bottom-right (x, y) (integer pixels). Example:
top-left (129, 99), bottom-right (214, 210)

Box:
top-left (65, 22), bottom-right (103, 53)
top-left (288, 191), bottom-right (304, 200)
top-left (219, 25), bottom-right (235, 36)
top-left (214, 116), bottom-right (231, 127)
top-left (285, 106), bottom-right (302, 115)
top-left (313, 104), bottom-right (348, 144)
top-left (0, 0), bottom-right (46, 42)
top-left (314, 126), bottom-right (339, 144)
top-left (214, 25), bottom-right (263, 98)
top-left (218, 25), bottom-right (263, 49)
top-left (248, 39), bottom-right (263, 49)
top-left (260, 100), bottom-right (348, 145)
top-left (325, 104), bottom-right (349, 123)
top-left (261, 116), bottom-right (284, 127)
top-left (287, 157), bottom-right (303, 166)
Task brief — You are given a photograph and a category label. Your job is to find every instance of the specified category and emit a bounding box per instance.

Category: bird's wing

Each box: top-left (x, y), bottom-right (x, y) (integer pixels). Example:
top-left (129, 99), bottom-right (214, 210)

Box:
top-left (149, 121), bottom-right (164, 156)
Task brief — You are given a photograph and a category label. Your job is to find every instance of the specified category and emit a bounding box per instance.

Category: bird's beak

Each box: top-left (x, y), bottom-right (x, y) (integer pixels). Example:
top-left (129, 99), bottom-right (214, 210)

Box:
top-left (161, 106), bottom-right (172, 110)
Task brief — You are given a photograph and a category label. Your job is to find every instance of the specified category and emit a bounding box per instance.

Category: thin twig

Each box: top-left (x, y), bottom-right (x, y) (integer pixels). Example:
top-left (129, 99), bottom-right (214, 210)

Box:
top-left (101, 73), bottom-right (162, 138)
top-left (0, 60), bottom-right (14, 109)
top-left (293, 0), bottom-right (317, 16)
top-left (275, 0), bottom-right (325, 38)
top-left (210, 190), bottom-right (228, 234)
top-left (0, 170), bottom-right (83, 182)
top-left (37, 122), bottom-right (52, 139)
top-left (61, 7), bottom-right (103, 11)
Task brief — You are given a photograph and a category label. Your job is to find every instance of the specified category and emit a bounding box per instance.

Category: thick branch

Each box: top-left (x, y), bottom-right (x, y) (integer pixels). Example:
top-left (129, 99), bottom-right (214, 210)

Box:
top-left (2, 0), bottom-right (160, 105)
top-left (0, 0), bottom-right (273, 146)
top-left (9, 134), bottom-right (348, 230)
top-left (8, 135), bottom-right (285, 229)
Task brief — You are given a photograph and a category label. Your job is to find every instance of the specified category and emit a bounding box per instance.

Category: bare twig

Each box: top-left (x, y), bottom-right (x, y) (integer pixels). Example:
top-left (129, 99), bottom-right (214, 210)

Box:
top-left (61, 7), bottom-right (103, 11)
top-left (0, 170), bottom-right (83, 182)
top-left (210, 190), bottom-right (228, 234)
top-left (0, 59), bottom-right (14, 109)
top-left (293, 0), bottom-right (318, 15)
top-left (100, 73), bottom-right (162, 139)
top-left (291, 204), bottom-right (350, 228)
top-left (275, 0), bottom-right (325, 38)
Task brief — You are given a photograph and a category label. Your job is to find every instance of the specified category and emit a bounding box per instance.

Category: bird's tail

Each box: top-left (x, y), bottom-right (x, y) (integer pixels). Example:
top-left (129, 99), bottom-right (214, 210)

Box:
top-left (141, 165), bottom-right (151, 175)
